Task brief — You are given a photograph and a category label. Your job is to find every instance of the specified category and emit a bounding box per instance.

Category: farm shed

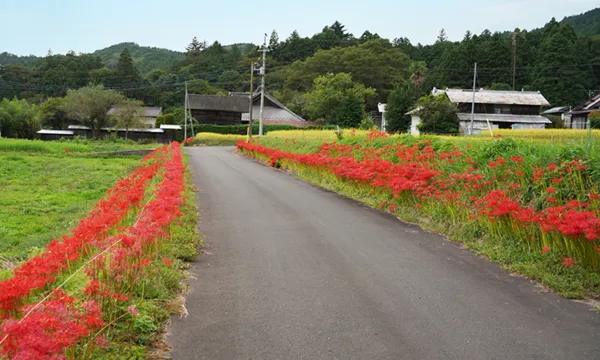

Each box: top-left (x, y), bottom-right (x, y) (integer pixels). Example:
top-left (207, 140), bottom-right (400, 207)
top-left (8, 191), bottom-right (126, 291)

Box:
top-left (187, 95), bottom-right (249, 125)
top-left (37, 129), bottom-right (74, 140)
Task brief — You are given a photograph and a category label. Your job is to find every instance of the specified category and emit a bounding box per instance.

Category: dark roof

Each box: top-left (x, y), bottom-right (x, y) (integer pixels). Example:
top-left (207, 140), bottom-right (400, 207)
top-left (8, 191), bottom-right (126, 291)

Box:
top-left (107, 106), bottom-right (163, 117)
top-left (229, 90), bottom-right (305, 121)
top-left (571, 93), bottom-right (600, 113)
top-left (188, 95), bottom-right (249, 112)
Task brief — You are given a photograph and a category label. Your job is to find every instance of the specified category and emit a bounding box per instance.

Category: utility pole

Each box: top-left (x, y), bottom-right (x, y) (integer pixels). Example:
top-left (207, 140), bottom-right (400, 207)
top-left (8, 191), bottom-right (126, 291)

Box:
top-left (469, 62), bottom-right (477, 136)
top-left (187, 87), bottom-right (195, 137)
top-left (184, 83), bottom-right (188, 139)
top-left (258, 33), bottom-right (269, 137)
top-left (248, 62), bottom-right (255, 139)
top-left (512, 31), bottom-right (517, 90)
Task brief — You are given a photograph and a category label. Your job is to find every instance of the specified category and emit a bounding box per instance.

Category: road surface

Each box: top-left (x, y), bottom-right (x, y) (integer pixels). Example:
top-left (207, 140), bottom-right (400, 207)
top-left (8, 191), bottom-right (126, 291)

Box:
top-left (169, 146), bottom-right (600, 360)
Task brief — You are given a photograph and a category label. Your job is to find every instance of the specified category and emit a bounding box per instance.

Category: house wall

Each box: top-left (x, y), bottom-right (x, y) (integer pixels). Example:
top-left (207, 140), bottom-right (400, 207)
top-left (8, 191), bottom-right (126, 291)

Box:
top-left (571, 114), bottom-right (588, 129)
top-left (141, 117), bottom-right (157, 128)
top-left (191, 110), bottom-right (242, 125)
top-left (456, 103), bottom-right (540, 115)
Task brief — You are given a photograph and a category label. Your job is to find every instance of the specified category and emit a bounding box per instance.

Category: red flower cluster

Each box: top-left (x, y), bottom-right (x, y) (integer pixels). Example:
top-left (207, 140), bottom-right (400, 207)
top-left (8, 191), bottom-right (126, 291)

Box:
top-left (0, 143), bottom-right (188, 359)
top-left (238, 136), bottom-right (600, 268)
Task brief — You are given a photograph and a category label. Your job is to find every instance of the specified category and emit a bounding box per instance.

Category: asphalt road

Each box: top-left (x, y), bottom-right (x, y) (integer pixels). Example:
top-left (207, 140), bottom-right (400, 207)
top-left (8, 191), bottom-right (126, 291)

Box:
top-left (169, 146), bottom-right (600, 360)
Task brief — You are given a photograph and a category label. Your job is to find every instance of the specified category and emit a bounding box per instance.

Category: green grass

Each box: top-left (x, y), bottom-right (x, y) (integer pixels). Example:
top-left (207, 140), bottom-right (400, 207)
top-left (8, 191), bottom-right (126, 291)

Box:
top-left (0, 138), bottom-right (158, 154)
top-left (0, 151), bottom-right (141, 262)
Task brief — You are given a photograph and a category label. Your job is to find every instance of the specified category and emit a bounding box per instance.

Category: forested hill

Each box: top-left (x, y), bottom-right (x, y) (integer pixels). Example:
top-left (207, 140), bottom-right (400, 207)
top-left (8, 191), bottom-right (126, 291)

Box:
top-left (1, 6), bottom-right (599, 125)
top-left (91, 42), bottom-right (184, 75)
top-left (561, 7), bottom-right (600, 36)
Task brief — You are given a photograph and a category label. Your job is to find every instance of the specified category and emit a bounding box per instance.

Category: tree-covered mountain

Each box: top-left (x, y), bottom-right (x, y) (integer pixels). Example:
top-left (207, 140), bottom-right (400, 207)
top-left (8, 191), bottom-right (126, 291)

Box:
top-left (1, 7), bottom-right (599, 126)
top-left (0, 52), bottom-right (42, 67)
top-left (91, 42), bottom-right (184, 75)
top-left (561, 7), bottom-right (600, 36)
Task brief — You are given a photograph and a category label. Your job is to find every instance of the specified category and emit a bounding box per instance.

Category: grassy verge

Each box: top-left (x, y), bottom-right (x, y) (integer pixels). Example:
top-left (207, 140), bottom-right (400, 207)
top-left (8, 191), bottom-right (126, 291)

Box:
top-left (98, 154), bottom-right (202, 359)
top-left (0, 152), bottom-right (140, 264)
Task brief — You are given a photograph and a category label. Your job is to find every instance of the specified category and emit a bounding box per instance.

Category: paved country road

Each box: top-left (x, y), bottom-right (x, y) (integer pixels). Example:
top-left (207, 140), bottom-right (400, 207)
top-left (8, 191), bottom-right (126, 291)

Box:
top-left (169, 147), bottom-right (600, 360)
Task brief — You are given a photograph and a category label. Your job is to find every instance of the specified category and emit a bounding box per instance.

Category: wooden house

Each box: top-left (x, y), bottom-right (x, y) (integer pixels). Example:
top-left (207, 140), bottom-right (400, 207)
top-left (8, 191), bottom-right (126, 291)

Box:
top-left (569, 93), bottom-right (600, 129)
top-left (187, 95), bottom-right (249, 125)
top-left (107, 106), bottom-right (163, 128)
top-left (409, 88), bottom-right (552, 135)
top-left (229, 90), bottom-right (306, 125)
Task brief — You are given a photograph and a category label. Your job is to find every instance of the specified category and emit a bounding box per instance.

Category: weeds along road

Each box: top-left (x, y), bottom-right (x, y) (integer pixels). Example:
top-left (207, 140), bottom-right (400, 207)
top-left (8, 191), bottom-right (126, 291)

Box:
top-left (169, 146), bottom-right (600, 360)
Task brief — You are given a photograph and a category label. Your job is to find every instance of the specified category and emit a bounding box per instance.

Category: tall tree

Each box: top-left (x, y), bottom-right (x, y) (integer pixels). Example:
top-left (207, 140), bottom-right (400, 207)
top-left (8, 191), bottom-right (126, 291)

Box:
top-left (186, 37), bottom-right (204, 53)
top-left (415, 94), bottom-right (459, 134)
top-left (385, 80), bottom-right (416, 133)
top-left (61, 85), bottom-right (125, 138)
top-left (111, 99), bottom-right (145, 140)
top-left (114, 48), bottom-right (140, 84)
top-left (304, 72), bottom-right (376, 127)
top-left (532, 20), bottom-right (588, 105)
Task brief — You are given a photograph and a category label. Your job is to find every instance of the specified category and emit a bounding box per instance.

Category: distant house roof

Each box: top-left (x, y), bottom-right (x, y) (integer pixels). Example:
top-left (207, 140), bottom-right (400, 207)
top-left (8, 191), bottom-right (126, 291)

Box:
top-left (68, 125), bottom-right (91, 130)
top-left (101, 127), bottom-right (164, 133)
top-left (434, 88), bottom-right (551, 107)
top-left (37, 130), bottom-right (74, 135)
top-left (188, 94), bottom-right (249, 113)
top-left (107, 106), bottom-right (163, 117)
top-left (570, 93), bottom-right (600, 114)
top-left (160, 124), bottom-right (182, 130)
top-left (456, 113), bottom-right (551, 124)
top-left (230, 91), bottom-right (305, 122)
top-left (542, 106), bottom-right (570, 115)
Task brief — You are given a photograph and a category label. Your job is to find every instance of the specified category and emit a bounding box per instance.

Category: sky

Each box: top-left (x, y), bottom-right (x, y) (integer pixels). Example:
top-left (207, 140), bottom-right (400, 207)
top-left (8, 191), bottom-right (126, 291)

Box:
top-left (0, 0), bottom-right (598, 56)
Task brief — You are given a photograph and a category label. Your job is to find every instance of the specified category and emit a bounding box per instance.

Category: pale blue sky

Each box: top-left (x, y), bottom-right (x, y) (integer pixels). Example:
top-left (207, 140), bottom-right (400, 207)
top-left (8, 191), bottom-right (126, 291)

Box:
top-left (1, 0), bottom-right (598, 56)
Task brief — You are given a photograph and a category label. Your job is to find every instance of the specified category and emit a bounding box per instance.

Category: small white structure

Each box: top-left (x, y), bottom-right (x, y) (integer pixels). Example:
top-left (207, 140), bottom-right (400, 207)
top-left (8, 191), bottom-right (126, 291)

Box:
top-left (159, 124), bottom-right (182, 130)
top-left (405, 108), bottom-right (422, 136)
top-left (378, 103), bottom-right (387, 131)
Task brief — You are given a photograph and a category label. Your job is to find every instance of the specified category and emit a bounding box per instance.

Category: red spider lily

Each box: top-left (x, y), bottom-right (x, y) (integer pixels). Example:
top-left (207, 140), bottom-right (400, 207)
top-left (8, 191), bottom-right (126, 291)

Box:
top-left (542, 246), bottom-right (551, 255)
top-left (0, 142), bottom-right (189, 358)
top-left (238, 138), bottom-right (600, 269)
top-left (563, 257), bottom-right (577, 268)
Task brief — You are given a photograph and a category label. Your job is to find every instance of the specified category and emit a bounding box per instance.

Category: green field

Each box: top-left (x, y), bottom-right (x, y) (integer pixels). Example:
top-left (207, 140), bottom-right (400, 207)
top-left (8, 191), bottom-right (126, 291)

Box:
top-left (0, 139), bottom-right (152, 267)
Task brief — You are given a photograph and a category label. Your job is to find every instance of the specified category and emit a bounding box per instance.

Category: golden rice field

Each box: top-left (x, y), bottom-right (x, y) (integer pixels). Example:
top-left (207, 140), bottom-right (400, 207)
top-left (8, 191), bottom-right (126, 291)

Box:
top-left (193, 133), bottom-right (247, 146)
top-left (478, 129), bottom-right (600, 144)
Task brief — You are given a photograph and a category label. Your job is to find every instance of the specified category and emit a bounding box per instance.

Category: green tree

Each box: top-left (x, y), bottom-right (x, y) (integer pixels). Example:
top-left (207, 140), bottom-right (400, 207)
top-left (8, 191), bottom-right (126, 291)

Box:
top-left (282, 39), bottom-right (410, 105)
top-left (0, 98), bottom-right (40, 139)
top-left (186, 37), bottom-right (204, 54)
top-left (590, 110), bottom-right (600, 129)
top-left (61, 85), bottom-right (126, 138)
top-left (533, 20), bottom-right (588, 105)
top-left (40, 97), bottom-right (69, 129)
top-left (156, 113), bottom-right (175, 127)
top-left (112, 99), bottom-right (146, 139)
top-left (304, 73), bottom-right (376, 127)
top-left (385, 80), bottom-right (416, 133)
top-left (415, 94), bottom-right (459, 134)
top-left (114, 48), bottom-right (140, 83)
